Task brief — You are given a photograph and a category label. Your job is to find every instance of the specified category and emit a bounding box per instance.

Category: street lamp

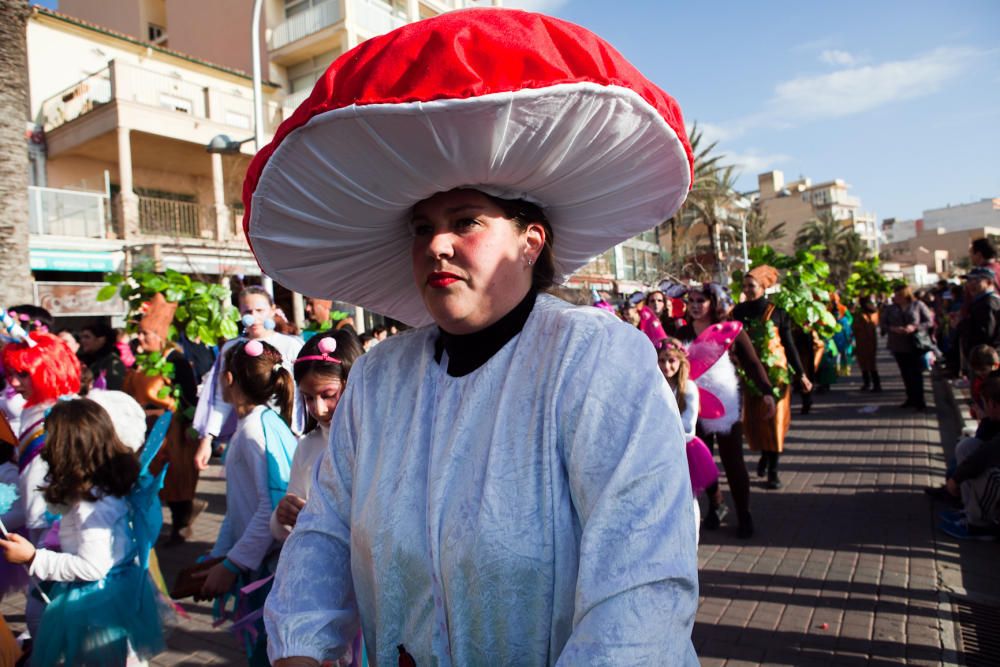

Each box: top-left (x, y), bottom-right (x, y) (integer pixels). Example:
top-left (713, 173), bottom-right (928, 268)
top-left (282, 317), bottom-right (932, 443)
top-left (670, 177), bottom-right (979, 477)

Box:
top-left (205, 134), bottom-right (254, 154)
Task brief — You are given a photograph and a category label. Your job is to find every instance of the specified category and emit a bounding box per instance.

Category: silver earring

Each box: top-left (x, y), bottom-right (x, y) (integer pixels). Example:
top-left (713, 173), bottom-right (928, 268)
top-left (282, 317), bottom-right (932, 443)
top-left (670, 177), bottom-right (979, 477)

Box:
top-left (526, 257), bottom-right (534, 266)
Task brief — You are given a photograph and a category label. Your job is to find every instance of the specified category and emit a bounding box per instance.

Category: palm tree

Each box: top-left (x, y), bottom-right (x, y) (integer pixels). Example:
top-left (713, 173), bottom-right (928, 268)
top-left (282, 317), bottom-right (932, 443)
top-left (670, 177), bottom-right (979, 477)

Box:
top-left (0, 0), bottom-right (34, 305)
top-left (664, 123), bottom-right (725, 260)
top-left (795, 211), bottom-right (870, 284)
top-left (742, 209), bottom-right (786, 248)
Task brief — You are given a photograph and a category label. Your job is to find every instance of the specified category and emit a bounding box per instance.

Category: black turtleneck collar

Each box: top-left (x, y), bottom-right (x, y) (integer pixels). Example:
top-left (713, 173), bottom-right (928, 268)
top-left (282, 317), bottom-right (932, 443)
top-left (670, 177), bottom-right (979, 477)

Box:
top-left (434, 289), bottom-right (538, 377)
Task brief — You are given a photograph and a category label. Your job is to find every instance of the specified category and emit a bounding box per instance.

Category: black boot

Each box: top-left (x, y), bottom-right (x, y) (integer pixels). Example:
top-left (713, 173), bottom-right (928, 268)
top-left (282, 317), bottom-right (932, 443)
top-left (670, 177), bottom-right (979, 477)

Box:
top-left (801, 391), bottom-right (813, 415)
top-left (702, 485), bottom-right (727, 530)
top-left (860, 371), bottom-right (871, 391)
top-left (756, 455), bottom-right (767, 478)
top-left (766, 453), bottom-right (782, 489)
top-left (166, 500), bottom-right (193, 547)
top-left (871, 371), bottom-right (882, 392)
top-left (737, 511), bottom-right (754, 539)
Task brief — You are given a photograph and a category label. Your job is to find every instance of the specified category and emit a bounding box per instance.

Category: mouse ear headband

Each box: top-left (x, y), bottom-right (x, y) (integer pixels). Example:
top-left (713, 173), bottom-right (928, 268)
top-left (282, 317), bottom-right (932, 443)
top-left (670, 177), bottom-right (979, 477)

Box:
top-left (295, 336), bottom-right (342, 365)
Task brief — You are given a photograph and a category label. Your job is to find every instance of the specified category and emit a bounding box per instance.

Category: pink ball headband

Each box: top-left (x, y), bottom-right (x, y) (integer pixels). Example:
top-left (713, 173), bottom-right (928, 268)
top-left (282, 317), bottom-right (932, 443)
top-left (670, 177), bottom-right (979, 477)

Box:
top-left (244, 339), bottom-right (265, 357)
top-left (295, 337), bottom-right (342, 365)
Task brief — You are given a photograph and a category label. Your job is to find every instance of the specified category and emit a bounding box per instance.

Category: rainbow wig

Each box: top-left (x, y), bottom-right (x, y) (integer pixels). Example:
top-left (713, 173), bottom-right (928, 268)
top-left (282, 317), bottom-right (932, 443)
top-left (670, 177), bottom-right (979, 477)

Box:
top-left (2, 332), bottom-right (81, 406)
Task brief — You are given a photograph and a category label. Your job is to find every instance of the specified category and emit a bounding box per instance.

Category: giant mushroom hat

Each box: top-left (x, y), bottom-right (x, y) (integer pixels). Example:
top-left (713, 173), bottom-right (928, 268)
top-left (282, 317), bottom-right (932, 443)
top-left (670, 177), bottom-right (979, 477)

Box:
top-left (244, 7), bottom-right (693, 327)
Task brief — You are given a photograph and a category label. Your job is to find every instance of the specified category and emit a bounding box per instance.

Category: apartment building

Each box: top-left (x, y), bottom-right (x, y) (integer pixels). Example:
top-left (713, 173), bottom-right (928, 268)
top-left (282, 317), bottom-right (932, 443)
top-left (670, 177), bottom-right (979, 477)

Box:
top-left (753, 170), bottom-right (878, 254)
top-left (26, 0), bottom-right (497, 325)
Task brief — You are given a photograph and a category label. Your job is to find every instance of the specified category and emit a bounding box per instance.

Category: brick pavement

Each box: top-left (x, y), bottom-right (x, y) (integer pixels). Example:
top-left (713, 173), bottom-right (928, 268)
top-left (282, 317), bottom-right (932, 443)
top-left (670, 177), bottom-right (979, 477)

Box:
top-left (694, 356), bottom-right (960, 666)
top-left (2, 352), bottom-right (986, 665)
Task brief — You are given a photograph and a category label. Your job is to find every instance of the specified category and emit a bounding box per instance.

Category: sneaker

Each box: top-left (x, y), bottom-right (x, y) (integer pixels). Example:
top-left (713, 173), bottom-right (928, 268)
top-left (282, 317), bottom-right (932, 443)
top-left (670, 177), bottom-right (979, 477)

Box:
top-left (939, 509), bottom-right (966, 523)
top-left (702, 504), bottom-right (728, 530)
top-left (924, 485), bottom-right (955, 500)
top-left (938, 519), bottom-right (999, 541)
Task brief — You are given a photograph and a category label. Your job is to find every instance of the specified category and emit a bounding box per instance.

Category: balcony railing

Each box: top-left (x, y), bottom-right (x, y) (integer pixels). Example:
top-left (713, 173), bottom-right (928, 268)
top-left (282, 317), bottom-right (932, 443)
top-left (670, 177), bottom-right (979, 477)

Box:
top-left (270, 0), bottom-right (342, 50)
top-left (28, 186), bottom-right (108, 238)
top-left (40, 60), bottom-right (277, 135)
top-left (138, 196), bottom-right (202, 238)
top-left (229, 203), bottom-right (246, 238)
top-left (39, 69), bottom-right (112, 132)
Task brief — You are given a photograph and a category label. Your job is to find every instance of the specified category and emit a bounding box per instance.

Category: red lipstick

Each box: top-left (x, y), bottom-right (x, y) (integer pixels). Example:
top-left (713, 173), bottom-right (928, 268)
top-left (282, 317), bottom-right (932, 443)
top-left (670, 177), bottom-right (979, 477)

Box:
top-left (427, 271), bottom-right (461, 288)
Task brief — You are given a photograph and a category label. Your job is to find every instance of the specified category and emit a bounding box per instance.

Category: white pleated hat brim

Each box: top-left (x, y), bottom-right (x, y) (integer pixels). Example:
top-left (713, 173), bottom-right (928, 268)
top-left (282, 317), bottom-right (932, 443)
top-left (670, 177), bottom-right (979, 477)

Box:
top-left (248, 82), bottom-right (690, 327)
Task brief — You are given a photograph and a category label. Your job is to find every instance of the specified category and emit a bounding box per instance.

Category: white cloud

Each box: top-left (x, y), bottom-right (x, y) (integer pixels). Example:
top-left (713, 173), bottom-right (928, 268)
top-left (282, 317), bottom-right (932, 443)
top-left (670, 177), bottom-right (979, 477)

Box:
top-left (819, 49), bottom-right (860, 66)
top-left (724, 150), bottom-right (792, 177)
top-left (701, 46), bottom-right (979, 140)
top-left (501, 0), bottom-right (571, 11)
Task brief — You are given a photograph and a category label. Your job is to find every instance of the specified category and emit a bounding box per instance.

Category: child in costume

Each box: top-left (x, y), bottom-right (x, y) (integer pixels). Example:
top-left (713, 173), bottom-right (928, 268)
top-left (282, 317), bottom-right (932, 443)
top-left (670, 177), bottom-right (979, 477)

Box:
top-left (270, 330), bottom-right (363, 541)
top-left (658, 338), bottom-right (709, 541)
top-left (0, 398), bottom-right (168, 666)
top-left (1, 332), bottom-right (81, 610)
top-left (196, 339), bottom-right (297, 665)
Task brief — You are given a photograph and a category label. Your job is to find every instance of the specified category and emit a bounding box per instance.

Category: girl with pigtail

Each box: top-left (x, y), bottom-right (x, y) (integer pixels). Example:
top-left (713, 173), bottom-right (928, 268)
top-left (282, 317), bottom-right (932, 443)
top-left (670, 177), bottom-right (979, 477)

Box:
top-left (270, 329), bottom-right (363, 541)
top-left (193, 339), bottom-right (298, 666)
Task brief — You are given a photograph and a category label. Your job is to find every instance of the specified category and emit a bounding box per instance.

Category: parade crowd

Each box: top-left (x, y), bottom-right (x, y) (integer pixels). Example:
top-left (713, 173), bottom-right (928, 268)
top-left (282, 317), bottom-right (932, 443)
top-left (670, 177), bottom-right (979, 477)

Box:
top-left (0, 7), bottom-right (996, 666)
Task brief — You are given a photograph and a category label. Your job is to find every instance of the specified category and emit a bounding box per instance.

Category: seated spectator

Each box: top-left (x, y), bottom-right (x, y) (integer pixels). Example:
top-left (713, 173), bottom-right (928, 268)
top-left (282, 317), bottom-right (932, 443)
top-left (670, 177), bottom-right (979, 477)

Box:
top-left (968, 344), bottom-right (1000, 419)
top-left (934, 376), bottom-right (1000, 540)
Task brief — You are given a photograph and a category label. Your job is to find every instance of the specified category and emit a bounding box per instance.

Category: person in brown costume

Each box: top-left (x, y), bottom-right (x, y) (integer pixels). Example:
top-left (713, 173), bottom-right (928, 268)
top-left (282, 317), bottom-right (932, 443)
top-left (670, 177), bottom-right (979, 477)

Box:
top-left (122, 294), bottom-right (201, 545)
top-left (854, 294), bottom-right (881, 391)
top-left (733, 265), bottom-right (813, 489)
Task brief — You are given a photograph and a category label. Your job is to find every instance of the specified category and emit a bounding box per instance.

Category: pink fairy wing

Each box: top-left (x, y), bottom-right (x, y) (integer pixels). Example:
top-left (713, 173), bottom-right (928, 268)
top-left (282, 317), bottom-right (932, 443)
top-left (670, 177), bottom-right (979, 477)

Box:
top-left (687, 321), bottom-right (743, 380)
top-left (698, 386), bottom-right (726, 419)
top-left (686, 436), bottom-right (719, 495)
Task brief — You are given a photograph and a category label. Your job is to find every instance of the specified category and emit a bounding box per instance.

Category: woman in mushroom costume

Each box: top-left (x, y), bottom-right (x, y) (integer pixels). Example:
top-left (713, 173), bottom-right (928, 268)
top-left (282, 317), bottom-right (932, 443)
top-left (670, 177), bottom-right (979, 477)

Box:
top-left (252, 9), bottom-right (699, 666)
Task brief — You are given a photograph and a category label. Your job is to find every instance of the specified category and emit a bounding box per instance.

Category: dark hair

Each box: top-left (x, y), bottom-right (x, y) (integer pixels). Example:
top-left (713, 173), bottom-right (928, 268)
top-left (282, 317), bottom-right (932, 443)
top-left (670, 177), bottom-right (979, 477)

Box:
top-left (294, 329), bottom-right (363, 385)
top-left (484, 194), bottom-right (557, 291)
top-left (239, 285), bottom-right (274, 306)
top-left (9, 305), bottom-right (54, 332)
top-left (981, 375), bottom-right (1000, 405)
top-left (686, 285), bottom-right (722, 324)
top-left (79, 321), bottom-right (119, 361)
top-left (225, 340), bottom-right (294, 426)
top-left (969, 344), bottom-right (1000, 374)
top-left (971, 238), bottom-right (997, 261)
top-left (42, 399), bottom-right (139, 506)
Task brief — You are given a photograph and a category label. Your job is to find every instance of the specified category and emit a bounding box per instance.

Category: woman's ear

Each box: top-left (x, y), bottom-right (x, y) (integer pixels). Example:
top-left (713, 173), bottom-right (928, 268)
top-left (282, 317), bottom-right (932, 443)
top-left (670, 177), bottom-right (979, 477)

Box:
top-left (523, 222), bottom-right (545, 259)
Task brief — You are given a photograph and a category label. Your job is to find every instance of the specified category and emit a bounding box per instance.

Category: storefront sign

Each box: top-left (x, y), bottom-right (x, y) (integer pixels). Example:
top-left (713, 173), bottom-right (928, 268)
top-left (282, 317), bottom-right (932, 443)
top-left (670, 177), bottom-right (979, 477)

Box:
top-left (29, 248), bottom-right (119, 272)
top-left (33, 282), bottom-right (126, 317)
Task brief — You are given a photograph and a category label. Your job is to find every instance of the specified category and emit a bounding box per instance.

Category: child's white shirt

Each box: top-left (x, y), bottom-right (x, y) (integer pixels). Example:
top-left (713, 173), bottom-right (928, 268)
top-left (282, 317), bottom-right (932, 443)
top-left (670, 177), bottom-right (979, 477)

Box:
top-left (210, 404), bottom-right (278, 571)
top-left (29, 494), bottom-right (131, 582)
top-left (2, 404), bottom-right (51, 543)
top-left (269, 423), bottom-right (330, 541)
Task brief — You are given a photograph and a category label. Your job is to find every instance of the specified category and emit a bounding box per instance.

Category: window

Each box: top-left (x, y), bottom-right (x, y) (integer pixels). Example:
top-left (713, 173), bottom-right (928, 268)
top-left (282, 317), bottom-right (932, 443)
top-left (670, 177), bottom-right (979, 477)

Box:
top-left (288, 47), bottom-right (342, 93)
top-left (159, 93), bottom-right (192, 113)
top-left (225, 110), bottom-right (251, 129)
top-left (284, 0), bottom-right (333, 19)
top-left (148, 23), bottom-right (166, 44)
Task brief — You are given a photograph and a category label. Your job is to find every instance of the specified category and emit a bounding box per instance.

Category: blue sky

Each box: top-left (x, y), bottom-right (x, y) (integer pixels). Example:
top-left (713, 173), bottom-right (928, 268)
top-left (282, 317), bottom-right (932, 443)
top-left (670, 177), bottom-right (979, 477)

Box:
top-left (506, 0), bottom-right (999, 221)
top-left (35, 0), bottom-right (998, 221)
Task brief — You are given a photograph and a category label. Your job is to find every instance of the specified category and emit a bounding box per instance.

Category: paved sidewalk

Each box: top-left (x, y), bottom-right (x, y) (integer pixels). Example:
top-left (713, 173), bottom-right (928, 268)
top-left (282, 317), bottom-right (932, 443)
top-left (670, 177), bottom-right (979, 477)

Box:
top-left (693, 358), bottom-right (958, 666)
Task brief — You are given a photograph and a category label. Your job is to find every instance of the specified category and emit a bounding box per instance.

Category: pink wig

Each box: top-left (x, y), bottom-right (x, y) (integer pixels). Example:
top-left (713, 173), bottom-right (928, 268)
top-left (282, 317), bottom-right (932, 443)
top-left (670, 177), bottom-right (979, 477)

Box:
top-left (2, 332), bottom-right (81, 406)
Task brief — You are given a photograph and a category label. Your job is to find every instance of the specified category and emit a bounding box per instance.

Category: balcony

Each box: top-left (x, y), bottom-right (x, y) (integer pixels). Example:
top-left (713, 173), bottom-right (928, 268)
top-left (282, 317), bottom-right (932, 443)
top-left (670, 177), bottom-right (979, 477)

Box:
top-left (28, 186), bottom-right (109, 239)
top-left (138, 195), bottom-right (205, 238)
top-left (270, 0), bottom-right (342, 51)
top-left (39, 60), bottom-right (280, 143)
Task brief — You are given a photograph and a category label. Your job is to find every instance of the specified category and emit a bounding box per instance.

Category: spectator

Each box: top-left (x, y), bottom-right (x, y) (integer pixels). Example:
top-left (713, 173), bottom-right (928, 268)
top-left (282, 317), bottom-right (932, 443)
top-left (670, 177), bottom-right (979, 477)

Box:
top-left (969, 238), bottom-right (1000, 293)
top-left (936, 376), bottom-right (1000, 540)
top-left (56, 329), bottom-right (79, 354)
top-left (881, 284), bottom-right (934, 411)
top-left (957, 267), bottom-right (1000, 364)
top-left (78, 321), bottom-right (127, 391)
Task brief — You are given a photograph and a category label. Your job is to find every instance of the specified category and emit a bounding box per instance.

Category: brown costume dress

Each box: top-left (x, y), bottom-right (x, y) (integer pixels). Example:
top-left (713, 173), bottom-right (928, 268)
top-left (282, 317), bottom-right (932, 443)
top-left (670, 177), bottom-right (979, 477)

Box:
top-left (854, 308), bottom-right (879, 374)
top-left (123, 348), bottom-right (199, 504)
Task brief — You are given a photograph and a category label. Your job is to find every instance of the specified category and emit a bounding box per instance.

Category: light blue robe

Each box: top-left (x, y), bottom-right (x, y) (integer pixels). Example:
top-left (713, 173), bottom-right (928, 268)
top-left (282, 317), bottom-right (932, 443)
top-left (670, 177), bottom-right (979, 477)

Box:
top-left (265, 294), bottom-right (699, 665)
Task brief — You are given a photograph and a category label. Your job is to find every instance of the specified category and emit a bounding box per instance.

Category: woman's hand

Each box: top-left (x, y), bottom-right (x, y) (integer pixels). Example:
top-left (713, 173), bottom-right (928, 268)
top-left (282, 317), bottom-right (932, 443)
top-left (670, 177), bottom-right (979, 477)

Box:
top-left (194, 561), bottom-right (238, 601)
top-left (0, 533), bottom-right (36, 565)
top-left (903, 324), bottom-right (917, 334)
top-left (762, 395), bottom-right (776, 419)
top-left (946, 478), bottom-right (960, 497)
top-left (276, 493), bottom-right (307, 529)
top-left (194, 436), bottom-right (214, 471)
top-left (799, 376), bottom-right (813, 394)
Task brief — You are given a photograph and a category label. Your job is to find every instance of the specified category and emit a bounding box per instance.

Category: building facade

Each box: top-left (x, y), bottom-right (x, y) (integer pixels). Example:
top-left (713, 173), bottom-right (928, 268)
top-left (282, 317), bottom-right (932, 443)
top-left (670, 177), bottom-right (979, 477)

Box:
top-left (753, 170), bottom-right (878, 254)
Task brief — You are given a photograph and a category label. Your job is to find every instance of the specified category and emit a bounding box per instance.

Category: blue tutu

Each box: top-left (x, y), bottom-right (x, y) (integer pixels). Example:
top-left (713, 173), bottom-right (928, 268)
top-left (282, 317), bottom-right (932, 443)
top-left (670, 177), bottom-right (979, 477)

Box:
top-left (31, 560), bottom-right (169, 667)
